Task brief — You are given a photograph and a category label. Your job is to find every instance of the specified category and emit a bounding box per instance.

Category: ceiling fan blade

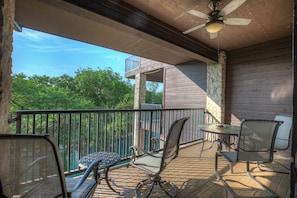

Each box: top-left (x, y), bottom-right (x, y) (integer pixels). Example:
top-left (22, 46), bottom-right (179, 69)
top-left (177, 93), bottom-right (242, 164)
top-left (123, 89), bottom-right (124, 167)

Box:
top-left (224, 18), bottom-right (251, 25)
top-left (187, 10), bottom-right (209, 20)
top-left (210, 32), bottom-right (218, 39)
top-left (219, 0), bottom-right (246, 16)
top-left (183, 24), bottom-right (205, 34)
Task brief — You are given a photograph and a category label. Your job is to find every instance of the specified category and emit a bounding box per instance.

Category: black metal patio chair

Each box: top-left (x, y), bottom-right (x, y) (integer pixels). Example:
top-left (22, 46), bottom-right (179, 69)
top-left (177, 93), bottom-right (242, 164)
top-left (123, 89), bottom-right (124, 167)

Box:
top-left (0, 134), bottom-right (101, 198)
top-left (128, 117), bottom-right (190, 198)
top-left (215, 119), bottom-right (283, 198)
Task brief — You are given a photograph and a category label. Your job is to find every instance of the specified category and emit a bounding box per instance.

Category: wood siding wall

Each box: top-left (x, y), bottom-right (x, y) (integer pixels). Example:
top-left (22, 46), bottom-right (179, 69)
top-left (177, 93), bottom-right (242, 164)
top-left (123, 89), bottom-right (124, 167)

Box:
top-left (164, 61), bottom-right (207, 108)
top-left (226, 37), bottom-right (292, 125)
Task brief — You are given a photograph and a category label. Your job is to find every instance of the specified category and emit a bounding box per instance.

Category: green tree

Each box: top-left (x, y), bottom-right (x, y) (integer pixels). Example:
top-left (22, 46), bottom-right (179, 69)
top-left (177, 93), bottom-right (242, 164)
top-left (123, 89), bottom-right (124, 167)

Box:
top-left (73, 68), bottom-right (133, 108)
top-left (146, 82), bottom-right (162, 104)
top-left (11, 73), bottom-right (95, 110)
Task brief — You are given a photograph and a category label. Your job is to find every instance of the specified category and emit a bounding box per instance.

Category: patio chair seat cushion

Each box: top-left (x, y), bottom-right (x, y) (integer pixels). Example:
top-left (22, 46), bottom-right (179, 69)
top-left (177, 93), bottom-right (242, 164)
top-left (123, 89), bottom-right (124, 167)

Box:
top-left (132, 153), bottom-right (163, 175)
top-left (66, 177), bottom-right (97, 198)
top-left (274, 139), bottom-right (288, 150)
top-left (274, 115), bottom-right (292, 150)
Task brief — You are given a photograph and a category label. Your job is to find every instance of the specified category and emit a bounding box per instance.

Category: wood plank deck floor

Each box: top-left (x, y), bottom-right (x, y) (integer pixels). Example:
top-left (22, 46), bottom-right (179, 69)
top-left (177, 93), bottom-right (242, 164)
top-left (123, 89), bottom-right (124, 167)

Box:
top-left (92, 142), bottom-right (290, 198)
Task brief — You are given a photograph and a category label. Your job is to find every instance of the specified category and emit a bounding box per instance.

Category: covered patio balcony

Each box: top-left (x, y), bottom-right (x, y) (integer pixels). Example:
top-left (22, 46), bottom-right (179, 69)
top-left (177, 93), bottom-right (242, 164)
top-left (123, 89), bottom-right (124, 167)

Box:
top-left (0, 0), bottom-right (294, 196)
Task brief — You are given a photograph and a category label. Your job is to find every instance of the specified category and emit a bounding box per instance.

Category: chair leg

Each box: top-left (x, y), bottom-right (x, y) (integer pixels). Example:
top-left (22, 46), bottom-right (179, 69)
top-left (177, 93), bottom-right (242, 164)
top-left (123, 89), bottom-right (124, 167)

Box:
top-left (246, 162), bottom-right (278, 198)
top-left (215, 151), bottom-right (237, 197)
top-left (256, 161), bottom-right (289, 174)
top-left (136, 178), bottom-right (177, 198)
top-left (158, 180), bottom-right (176, 198)
top-left (136, 179), bottom-right (155, 198)
top-left (215, 152), bottom-right (278, 198)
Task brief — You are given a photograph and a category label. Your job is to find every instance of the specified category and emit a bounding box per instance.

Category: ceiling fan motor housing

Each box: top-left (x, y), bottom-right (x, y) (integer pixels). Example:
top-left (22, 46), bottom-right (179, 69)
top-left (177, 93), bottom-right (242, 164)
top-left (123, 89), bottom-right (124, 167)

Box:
top-left (208, 10), bottom-right (223, 21)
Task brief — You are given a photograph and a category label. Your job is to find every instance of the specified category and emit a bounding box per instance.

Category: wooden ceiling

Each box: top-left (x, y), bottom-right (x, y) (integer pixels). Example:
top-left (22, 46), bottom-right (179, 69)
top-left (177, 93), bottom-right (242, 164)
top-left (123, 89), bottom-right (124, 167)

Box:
top-left (124, 0), bottom-right (292, 51)
top-left (15, 0), bottom-right (293, 65)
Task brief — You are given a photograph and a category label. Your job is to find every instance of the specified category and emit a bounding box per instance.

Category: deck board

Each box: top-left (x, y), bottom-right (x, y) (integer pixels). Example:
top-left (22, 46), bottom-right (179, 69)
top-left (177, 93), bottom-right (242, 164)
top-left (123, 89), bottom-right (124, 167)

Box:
top-left (92, 142), bottom-right (290, 198)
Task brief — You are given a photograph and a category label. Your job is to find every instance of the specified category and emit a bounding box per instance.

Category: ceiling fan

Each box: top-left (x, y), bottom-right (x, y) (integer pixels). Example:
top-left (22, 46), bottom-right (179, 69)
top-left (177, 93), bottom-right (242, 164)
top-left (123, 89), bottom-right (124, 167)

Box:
top-left (183, 0), bottom-right (251, 39)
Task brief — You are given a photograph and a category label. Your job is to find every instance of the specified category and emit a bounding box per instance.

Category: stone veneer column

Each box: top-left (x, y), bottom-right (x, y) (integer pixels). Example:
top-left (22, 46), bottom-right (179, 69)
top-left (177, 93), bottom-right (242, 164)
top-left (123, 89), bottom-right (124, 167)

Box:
top-left (133, 72), bottom-right (146, 146)
top-left (0, 0), bottom-right (14, 134)
top-left (206, 51), bottom-right (226, 123)
top-left (133, 73), bottom-right (146, 109)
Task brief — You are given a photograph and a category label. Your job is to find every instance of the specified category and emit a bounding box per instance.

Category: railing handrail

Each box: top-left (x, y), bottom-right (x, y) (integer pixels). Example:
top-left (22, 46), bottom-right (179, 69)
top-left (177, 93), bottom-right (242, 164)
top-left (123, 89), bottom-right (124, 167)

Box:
top-left (14, 108), bottom-right (201, 114)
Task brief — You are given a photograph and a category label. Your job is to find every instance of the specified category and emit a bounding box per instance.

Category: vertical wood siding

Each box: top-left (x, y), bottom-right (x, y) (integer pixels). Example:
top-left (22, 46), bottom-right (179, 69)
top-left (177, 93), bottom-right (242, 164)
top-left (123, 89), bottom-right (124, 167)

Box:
top-left (164, 61), bottom-right (207, 108)
top-left (226, 37), bottom-right (292, 125)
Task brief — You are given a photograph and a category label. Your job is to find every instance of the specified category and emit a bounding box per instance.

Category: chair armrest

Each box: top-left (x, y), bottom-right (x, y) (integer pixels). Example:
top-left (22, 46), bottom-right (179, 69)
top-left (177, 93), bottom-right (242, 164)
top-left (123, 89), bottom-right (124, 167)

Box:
top-left (68, 158), bottom-right (101, 193)
top-left (129, 146), bottom-right (161, 162)
top-left (151, 137), bottom-right (164, 151)
top-left (151, 137), bottom-right (165, 143)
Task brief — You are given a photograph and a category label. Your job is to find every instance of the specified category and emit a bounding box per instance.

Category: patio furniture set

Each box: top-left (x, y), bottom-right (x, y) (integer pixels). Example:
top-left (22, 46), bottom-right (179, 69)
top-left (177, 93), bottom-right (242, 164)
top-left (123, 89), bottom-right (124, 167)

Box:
top-left (0, 115), bottom-right (291, 198)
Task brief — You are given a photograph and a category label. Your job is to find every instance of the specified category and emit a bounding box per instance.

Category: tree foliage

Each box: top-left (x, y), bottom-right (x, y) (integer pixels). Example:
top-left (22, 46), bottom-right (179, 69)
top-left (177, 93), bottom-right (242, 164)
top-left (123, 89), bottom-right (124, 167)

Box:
top-left (11, 73), bottom-right (94, 111)
top-left (73, 68), bottom-right (133, 108)
top-left (11, 68), bottom-right (162, 111)
top-left (146, 82), bottom-right (162, 104)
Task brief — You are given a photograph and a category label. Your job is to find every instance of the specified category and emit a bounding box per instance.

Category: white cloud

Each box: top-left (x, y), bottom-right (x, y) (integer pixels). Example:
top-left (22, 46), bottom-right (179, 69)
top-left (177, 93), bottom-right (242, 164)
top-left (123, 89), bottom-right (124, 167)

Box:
top-left (15, 28), bottom-right (54, 42)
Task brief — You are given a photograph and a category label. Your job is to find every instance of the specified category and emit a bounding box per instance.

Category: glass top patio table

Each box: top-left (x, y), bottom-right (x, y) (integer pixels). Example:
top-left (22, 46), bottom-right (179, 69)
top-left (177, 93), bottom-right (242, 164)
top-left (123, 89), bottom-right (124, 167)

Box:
top-left (198, 124), bottom-right (240, 136)
top-left (198, 124), bottom-right (240, 173)
top-left (198, 124), bottom-right (240, 157)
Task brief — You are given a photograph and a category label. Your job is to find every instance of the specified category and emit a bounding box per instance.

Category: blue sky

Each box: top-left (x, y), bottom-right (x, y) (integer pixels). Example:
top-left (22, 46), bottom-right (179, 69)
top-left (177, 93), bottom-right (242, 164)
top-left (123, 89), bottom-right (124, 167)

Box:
top-left (12, 28), bottom-right (132, 78)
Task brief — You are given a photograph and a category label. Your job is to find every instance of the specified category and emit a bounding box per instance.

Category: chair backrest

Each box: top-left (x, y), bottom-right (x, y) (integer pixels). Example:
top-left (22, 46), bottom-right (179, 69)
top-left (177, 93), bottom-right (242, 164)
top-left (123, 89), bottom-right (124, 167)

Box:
top-left (0, 134), bottom-right (67, 198)
top-left (237, 119), bottom-right (282, 163)
top-left (161, 117), bottom-right (189, 171)
top-left (274, 115), bottom-right (292, 150)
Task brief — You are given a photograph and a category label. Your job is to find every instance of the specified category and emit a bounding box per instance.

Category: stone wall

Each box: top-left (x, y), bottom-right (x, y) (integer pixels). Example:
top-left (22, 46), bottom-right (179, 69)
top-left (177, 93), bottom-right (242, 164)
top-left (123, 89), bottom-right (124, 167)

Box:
top-left (0, 0), bottom-right (14, 134)
top-left (206, 51), bottom-right (226, 123)
top-left (133, 72), bottom-right (146, 146)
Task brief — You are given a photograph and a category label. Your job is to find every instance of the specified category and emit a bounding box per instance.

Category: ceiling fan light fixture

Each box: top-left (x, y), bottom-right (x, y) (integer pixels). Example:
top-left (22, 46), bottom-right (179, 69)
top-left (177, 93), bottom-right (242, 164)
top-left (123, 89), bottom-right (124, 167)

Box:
top-left (205, 20), bottom-right (224, 33)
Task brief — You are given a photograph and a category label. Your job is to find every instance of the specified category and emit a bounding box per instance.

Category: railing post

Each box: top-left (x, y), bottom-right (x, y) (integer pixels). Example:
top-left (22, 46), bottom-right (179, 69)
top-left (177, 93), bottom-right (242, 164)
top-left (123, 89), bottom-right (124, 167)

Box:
top-left (15, 112), bottom-right (22, 134)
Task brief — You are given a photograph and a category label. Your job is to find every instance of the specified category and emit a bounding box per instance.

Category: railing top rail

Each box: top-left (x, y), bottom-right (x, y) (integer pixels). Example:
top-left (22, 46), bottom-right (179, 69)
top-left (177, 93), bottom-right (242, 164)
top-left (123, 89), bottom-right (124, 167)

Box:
top-left (15, 108), bottom-right (204, 114)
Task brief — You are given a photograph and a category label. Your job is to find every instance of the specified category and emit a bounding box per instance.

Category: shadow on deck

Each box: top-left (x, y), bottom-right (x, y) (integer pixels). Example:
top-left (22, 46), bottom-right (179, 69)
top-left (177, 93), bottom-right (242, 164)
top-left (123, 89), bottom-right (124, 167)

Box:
top-left (92, 142), bottom-right (290, 198)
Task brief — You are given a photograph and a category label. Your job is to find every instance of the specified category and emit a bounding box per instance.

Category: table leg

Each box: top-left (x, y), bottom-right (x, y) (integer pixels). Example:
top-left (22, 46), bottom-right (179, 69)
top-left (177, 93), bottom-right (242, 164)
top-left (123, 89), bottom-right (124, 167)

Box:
top-left (200, 133), bottom-right (217, 157)
top-left (104, 167), bottom-right (120, 194)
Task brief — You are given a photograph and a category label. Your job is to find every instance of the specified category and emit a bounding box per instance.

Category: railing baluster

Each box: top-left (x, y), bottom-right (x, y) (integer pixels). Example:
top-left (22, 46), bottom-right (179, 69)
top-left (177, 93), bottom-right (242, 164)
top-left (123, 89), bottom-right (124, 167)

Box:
top-left (119, 112), bottom-right (122, 156)
top-left (149, 110), bottom-right (153, 151)
top-left (111, 112), bottom-right (115, 152)
top-left (57, 113), bottom-right (61, 150)
top-left (78, 113), bottom-right (82, 163)
top-left (104, 113), bottom-right (107, 152)
top-left (67, 113), bottom-right (71, 173)
top-left (96, 112), bottom-right (99, 152)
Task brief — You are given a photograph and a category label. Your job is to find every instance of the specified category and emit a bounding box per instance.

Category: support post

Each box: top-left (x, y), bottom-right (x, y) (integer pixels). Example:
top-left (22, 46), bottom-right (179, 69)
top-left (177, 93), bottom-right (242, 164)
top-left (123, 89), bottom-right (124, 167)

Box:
top-left (133, 72), bottom-right (146, 147)
top-left (0, 0), bottom-right (14, 134)
top-left (206, 50), bottom-right (226, 124)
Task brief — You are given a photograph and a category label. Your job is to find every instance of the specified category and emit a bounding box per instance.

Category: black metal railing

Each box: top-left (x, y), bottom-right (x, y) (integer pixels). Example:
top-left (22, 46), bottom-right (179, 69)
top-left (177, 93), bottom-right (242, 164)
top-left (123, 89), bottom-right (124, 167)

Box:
top-left (10, 108), bottom-right (217, 174)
